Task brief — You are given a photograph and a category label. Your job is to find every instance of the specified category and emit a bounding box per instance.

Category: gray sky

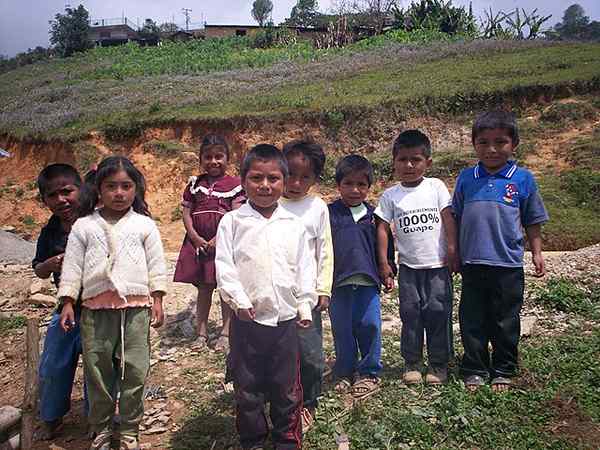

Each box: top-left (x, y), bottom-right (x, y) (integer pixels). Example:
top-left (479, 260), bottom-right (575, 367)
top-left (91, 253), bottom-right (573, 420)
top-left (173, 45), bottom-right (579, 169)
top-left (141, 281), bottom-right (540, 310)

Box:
top-left (1, 1), bottom-right (599, 57)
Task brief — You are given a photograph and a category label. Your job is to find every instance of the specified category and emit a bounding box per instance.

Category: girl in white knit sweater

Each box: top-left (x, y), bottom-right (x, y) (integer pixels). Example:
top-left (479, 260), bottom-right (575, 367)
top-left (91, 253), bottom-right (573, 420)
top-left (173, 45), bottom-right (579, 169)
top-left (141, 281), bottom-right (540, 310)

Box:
top-left (58, 156), bottom-right (167, 450)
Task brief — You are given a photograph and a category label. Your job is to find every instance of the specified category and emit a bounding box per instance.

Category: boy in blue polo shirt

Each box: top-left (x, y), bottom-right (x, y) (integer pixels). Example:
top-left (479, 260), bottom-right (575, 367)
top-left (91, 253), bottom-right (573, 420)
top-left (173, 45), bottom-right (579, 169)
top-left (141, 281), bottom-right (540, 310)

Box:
top-left (453, 111), bottom-right (548, 392)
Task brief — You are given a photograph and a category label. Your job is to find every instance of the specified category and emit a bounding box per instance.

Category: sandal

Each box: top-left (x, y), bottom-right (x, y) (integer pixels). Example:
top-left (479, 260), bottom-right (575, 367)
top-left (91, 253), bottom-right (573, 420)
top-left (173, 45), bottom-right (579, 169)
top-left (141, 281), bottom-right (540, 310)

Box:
top-left (214, 334), bottom-right (229, 352)
top-left (89, 429), bottom-right (112, 450)
top-left (464, 374), bottom-right (486, 391)
top-left (334, 378), bottom-right (352, 394)
top-left (352, 376), bottom-right (381, 400)
top-left (38, 418), bottom-right (64, 440)
top-left (491, 376), bottom-right (512, 392)
top-left (191, 335), bottom-right (209, 350)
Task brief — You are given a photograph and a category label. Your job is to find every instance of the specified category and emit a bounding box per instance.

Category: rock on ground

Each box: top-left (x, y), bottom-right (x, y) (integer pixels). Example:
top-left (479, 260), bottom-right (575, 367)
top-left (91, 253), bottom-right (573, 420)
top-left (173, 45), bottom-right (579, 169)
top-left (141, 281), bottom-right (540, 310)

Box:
top-left (0, 231), bottom-right (35, 265)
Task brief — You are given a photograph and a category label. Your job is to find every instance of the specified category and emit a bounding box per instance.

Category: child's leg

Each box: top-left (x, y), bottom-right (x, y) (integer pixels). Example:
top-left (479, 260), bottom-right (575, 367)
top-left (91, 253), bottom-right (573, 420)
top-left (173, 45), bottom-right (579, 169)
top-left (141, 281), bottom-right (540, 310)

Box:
top-left (196, 283), bottom-right (215, 339)
top-left (329, 286), bottom-right (359, 379)
top-left (220, 299), bottom-right (232, 336)
top-left (422, 267), bottom-right (453, 368)
top-left (489, 267), bottom-right (524, 380)
top-left (397, 266), bottom-right (425, 368)
top-left (38, 310), bottom-right (82, 432)
top-left (298, 308), bottom-right (324, 413)
top-left (80, 308), bottom-right (120, 434)
top-left (230, 317), bottom-right (269, 449)
top-left (353, 286), bottom-right (383, 378)
top-left (118, 308), bottom-right (151, 438)
top-left (459, 265), bottom-right (493, 381)
top-left (267, 319), bottom-right (302, 449)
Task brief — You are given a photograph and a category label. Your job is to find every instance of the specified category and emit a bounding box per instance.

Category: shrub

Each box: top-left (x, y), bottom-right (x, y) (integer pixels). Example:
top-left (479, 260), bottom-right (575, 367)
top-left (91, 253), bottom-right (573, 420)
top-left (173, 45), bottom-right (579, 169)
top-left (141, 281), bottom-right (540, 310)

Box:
top-left (73, 142), bottom-right (99, 173)
top-left (144, 139), bottom-right (186, 158)
top-left (0, 315), bottom-right (27, 335)
top-left (560, 169), bottom-right (600, 209)
top-left (540, 102), bottom-right (598, 124)
top-left (22, 215), bottom-right (36, 226)
top-left (171, 205), bottom-right (183, 222)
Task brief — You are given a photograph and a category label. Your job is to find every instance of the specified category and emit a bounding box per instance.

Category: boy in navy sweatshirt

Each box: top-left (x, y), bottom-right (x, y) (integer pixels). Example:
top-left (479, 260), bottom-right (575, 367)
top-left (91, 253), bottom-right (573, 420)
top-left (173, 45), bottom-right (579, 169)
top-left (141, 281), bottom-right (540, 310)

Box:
top-left (328, 155), bottom-right (389, 400)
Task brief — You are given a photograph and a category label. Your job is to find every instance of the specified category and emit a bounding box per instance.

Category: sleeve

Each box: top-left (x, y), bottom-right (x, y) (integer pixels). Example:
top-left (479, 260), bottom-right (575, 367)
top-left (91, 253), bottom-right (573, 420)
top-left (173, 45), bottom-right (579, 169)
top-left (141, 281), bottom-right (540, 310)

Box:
top-left (435, 178), bottom-right (452, 211)
top-left (57, 221), bottom-right (86, 300)
top-left (451, 173), bottom-right (465, 218)
top-left (296, 227), bottom-right (317, 321)
top-left (32, 227), bottom-right (51, 269)
top-left (521, 174), bottom-right (549, 226)
top-left (181, 178), bottom-right (195, 209)
top-left (374, 190), bottom-right (393, 223)
top-left (215, 214), bottom-right (253, 312)
top-left (315, 205), bottom-right (334, 298)
top-left (144, 221), bottom-right (168, 294)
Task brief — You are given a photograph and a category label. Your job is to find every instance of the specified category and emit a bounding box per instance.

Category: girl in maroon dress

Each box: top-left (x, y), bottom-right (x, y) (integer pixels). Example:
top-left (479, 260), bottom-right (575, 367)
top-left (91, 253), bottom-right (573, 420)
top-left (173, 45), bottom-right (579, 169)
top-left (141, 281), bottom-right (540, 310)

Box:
top-left (173, 135), bottom-right (245, 351)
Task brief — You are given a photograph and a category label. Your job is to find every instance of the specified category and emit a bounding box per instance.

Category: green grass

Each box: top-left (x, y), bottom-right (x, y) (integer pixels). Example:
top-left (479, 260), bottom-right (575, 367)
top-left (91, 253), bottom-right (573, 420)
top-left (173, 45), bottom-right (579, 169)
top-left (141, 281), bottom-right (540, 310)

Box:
top-left (1, 42), bottom-right (600, 141)
top-left (531, 277), bottom-right (600, 319)
top-left (0, 315), bottom-right (26, 335)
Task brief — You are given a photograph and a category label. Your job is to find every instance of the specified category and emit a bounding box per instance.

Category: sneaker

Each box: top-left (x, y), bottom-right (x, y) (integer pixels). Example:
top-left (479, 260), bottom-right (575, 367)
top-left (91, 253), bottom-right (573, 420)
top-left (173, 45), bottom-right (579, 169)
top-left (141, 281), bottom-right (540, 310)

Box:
top-left (403, 363), bottom-right (423, 385)
top-left (425, 366), bottom-right (448, 385)
top-left (89, 429), bottom-right (112, 450)
top-left (120, 434), bottom-right (140, 450)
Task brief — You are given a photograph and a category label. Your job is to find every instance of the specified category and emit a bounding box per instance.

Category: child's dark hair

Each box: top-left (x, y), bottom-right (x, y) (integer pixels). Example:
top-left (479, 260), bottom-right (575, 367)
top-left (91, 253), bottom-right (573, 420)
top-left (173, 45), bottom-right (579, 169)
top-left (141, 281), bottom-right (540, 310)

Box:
top-left (240, 144), bottom-right (288, 180)
top-left (80, 156), bottom-right (150, 217)
top-left (37, 163), bottom-right (81, 199)
top-left (392, 129), bottom-right (432, 159)
top-left (472, 110), bottom-right (520, 145)
top-left (335, 154), bottom-right (374, 186)
top-left (200, 134), bottom-right (230, 159)
top-left (282, 139), bottom-right (326, 179)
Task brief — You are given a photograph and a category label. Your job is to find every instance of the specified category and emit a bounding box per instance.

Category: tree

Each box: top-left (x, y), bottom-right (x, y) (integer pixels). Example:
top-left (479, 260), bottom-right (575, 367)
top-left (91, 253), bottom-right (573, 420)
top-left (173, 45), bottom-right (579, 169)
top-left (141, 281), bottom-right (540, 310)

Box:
top-left (159, 22), bottom-right (179, 33)
top-left (286, 0), bottom-right (320, 27)
top-left (553, 4), bottom-right (594, 39)
top-left (138, 18), bottom-right (160, 41)
top-left (252, 0), bottom-right (273, 27)
top-left (49, 4), bottom-right (92, 57)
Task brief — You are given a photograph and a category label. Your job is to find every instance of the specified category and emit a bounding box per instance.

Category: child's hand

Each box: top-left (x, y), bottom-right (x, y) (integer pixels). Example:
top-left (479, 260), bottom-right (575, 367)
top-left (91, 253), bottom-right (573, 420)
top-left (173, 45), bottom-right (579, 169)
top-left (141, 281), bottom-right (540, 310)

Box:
top-left (60, 301), bottom-right (75, 332)
top-left (192, 236), bottom-right (208, 254)
top-left (237, 308), bottom-right (255, 322)
top-left (532, 252), bottom-right (546, 277)
top-left (297, 319), bottom-right (311, 329)
top-left (45, 253), bottom-right (64, 273)
top-left (316, 295), bottom-right (330, 311)
top-left (379, 263), bottom-right (394, 291)
top-left (151, 296), bottom-right (164, 328)
top-left (206, 237), bottom-right (216, 250)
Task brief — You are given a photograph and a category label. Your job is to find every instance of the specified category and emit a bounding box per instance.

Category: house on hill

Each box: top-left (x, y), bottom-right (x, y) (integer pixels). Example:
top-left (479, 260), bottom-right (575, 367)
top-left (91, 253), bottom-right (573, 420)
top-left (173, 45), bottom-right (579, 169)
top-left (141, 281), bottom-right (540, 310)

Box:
top-left (202, 24), bottom-right (326, 40)
top-left (89, 17), bottom-right (138, 46)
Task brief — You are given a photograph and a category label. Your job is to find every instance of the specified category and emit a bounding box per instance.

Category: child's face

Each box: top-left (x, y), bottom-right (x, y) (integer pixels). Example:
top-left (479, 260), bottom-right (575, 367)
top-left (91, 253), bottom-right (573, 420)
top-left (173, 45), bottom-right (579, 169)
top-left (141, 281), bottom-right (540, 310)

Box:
top-left (394, 146), bottom-right (432, 187)
top-left (473, 128), bottom-right (517, 173)
top-left (284, 154), bottom-right (317, 200)
top-left (200, 145), bottom-right (228, 179)
top-left (243, 159), bottom-right (285, 217)
top-left (99, 170), bottom-right (136, 215)
top-left (42, 176), bottom-right (80, 222)
top-left (338, 171), bottom-right (370, 207)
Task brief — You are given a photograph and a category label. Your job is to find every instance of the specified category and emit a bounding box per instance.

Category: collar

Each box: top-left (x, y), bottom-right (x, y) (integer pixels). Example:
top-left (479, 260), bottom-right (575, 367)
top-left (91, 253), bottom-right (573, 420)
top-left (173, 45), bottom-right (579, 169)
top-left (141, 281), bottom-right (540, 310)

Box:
top-left (236, 201), bottom-right (295, 220)
top-left (474, 161), bottom-right (517, 179)
top-left (46, 214), bottom-right (65, 231)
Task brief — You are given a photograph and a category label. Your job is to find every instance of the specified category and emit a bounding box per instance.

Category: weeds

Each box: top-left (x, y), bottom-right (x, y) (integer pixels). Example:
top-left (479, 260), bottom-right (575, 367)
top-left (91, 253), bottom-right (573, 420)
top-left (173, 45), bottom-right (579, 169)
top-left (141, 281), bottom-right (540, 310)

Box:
top-left (171, 205), bottom-right (183, 222)
top-left (144, 140), bottom-right (186, 158)
top-left (532, 277), bottom-right (599, 319)
top-left (21, 215), bottom-right (36, 227)
top-left (0, 315), bottom-right (26, 335)
top-left (560, 169), bottom-right (600, 209)
top-left (72, 142), bottom-right (99, 173)
top-left (540, 102), bottom-right (598, 124)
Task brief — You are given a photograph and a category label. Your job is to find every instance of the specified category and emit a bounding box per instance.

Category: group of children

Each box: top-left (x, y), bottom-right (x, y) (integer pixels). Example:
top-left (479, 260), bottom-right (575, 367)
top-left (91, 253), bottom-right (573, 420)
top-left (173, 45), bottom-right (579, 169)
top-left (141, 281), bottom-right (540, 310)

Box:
top-left (31, 110), bottom-right (547, 450)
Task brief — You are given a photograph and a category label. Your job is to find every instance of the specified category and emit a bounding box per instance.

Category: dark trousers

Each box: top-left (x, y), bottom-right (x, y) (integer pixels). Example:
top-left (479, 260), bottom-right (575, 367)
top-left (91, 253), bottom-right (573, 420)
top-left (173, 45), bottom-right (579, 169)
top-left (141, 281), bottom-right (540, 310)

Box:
top-left (230, 317), bottom-right (302, 450)
top-left (459, 264), bottom-right (524, 379)
top-left (398, 265), bottom-right (453, 368)
top-left (298, 308), bottom-right (324, 411)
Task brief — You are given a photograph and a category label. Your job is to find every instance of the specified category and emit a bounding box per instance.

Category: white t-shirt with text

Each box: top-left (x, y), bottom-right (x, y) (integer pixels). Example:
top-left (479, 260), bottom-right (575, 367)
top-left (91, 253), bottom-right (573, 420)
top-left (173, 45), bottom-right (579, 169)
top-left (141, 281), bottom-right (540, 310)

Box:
top-left (375, 177), bottom-right (452, 269)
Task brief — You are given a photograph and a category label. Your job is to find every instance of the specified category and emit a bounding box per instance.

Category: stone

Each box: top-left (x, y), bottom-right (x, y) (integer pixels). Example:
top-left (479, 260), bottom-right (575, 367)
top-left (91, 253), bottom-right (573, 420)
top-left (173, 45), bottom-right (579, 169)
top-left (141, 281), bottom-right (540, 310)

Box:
top-left (29, 279), bottom-right (44, 295)
top-left (143, 426), bottom-right (168, 435)
top-left (0, 226), bottom-right (15, 233)
top-left (0, 231), bottom-right (35, 265)
top-left (28, 293), bottom-right (57, 308)
top-left (521, 316), bottom-right (538, 337)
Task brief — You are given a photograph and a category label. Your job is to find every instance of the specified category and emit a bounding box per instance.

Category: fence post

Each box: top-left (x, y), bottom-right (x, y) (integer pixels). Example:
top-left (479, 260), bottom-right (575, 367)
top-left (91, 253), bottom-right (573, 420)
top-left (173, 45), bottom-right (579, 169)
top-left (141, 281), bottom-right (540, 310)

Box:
top-left (20, 318), bottom-right (40, 449)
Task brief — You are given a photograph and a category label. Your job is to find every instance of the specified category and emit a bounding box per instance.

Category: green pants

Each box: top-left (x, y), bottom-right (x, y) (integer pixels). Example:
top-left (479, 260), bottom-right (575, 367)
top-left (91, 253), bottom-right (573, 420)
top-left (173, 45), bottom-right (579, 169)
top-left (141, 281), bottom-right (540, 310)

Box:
top-left (80, 307), bottom-right (150, 436)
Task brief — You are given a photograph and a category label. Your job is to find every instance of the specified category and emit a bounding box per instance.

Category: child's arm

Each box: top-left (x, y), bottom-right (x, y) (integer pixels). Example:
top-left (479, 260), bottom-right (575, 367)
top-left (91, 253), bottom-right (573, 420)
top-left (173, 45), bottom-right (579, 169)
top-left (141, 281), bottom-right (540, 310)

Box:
top-left (215, 215), bottom-right (255, 319)
top-left (440, 206), bottom-right (460, 274)
top-left (296, 229), bottom-right (317, 327)
top-left (144, 222), bottom-right (168, 302)
top-left (32, 229), bottom-right (62, 279)
top-left (525, 223), bottom-right (545, 277)
top-left (315, 208), bottom-right (334, 311)
top-left (57, 223), bottom-right (85, 332)
top-left (376, 218), bottom-right (394, 291)
top-left (182, 206), bottom-right (207, 253)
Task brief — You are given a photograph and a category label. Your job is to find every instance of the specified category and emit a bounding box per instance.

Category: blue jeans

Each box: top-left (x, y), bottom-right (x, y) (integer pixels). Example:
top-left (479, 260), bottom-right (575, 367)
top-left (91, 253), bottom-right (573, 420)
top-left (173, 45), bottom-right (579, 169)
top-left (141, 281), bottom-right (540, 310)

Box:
top-left (330, 285), bottom-right (382, 378)
top-left (39, 310), bottom-right (88, 422)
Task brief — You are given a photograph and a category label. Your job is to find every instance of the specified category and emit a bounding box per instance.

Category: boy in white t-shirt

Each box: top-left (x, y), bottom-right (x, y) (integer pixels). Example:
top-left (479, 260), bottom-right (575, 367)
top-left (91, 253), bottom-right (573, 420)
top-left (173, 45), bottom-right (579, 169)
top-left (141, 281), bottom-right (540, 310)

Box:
top-left (375, 130), bottom-right (459, 385)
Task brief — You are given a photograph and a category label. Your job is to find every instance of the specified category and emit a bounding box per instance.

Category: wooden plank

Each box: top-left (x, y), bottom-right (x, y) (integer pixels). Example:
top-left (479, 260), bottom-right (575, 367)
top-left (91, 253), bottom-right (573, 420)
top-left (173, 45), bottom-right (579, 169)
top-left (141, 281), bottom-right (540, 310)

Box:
top-left (20, 318), bottom-right (40, 450)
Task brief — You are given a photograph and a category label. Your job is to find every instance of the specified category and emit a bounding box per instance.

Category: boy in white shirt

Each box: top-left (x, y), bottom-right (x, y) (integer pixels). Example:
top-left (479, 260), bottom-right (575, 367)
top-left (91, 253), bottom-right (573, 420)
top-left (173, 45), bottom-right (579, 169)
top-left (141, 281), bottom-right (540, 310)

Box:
top-left (216, 144), bottom-right (316, 450)
top-left (375, 130), bottom-right (459, 385)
